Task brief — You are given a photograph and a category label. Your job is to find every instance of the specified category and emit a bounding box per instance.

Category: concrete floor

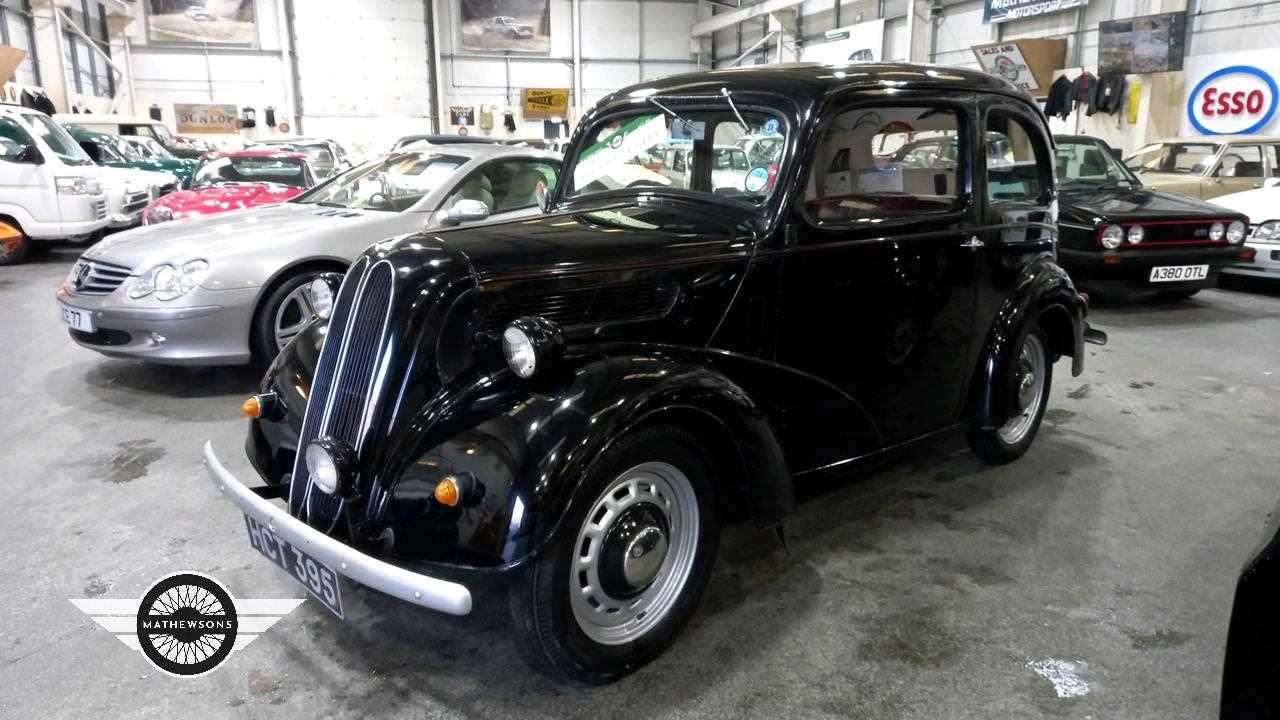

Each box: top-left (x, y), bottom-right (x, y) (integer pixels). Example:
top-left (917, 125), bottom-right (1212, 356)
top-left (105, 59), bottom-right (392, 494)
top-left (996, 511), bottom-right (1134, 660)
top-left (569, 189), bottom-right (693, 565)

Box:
top-left (3, 247), bottom-right (1278, 719)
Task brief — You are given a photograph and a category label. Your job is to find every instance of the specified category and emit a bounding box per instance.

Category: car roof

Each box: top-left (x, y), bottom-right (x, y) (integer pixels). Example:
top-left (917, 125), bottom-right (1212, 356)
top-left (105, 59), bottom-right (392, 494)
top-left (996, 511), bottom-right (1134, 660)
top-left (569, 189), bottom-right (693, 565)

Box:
top-left (391, 143), bottom-right (559, 163)
top-left (212, 149), bottom-right (309, 160)
top-left (597, 62), bottom-right (1030, 112)
top-left (395, 133), bottom-right (501, 146)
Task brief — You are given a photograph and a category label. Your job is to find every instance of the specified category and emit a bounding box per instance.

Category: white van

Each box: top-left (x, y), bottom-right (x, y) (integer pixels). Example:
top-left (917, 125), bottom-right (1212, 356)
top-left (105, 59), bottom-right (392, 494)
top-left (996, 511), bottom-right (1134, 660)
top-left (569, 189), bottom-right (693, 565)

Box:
top-left (0, 105), bottom-right (110, 265)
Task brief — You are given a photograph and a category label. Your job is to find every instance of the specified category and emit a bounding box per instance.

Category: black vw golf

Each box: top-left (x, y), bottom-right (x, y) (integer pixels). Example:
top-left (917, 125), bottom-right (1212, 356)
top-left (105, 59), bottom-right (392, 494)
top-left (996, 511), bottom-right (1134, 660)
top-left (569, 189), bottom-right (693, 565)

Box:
top-left (205, 63), bottom-right (1104, 683)
top-left (1053, 134), bottom-right (1254, 298)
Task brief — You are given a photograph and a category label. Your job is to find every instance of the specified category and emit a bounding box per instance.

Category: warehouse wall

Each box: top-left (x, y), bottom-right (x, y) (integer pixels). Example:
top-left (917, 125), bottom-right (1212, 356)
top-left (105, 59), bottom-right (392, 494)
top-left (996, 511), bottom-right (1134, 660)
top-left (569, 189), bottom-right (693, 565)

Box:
top-left (436, 0), bottom-right (702, 139)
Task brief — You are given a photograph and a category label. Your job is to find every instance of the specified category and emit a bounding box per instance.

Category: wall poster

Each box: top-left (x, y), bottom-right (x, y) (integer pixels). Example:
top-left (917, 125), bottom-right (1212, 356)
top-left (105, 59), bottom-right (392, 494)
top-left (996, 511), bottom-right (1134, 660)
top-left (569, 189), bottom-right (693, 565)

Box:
top-left (1099, 12), bottom-right (1188, 75)
top-left (459, 0), bottom-right (551, 53)
top-left (147, 0), bottom-right (257, 45)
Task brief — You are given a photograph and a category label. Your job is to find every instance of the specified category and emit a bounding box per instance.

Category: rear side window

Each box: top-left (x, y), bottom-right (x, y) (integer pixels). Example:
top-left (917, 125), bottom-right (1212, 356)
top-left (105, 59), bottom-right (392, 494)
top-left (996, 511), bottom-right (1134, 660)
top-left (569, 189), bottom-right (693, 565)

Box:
top-left (985, 111), bottom-right (1049, 202)
top-left (0, 118), bottom-right (33, 161)
top-left (804, 105), bottom-right (964, 224)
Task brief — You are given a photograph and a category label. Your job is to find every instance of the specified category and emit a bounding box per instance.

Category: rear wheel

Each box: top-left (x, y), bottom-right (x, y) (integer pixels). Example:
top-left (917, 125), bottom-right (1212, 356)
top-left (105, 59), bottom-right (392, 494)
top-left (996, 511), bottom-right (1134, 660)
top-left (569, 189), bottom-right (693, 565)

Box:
top-left (509, 425), bottom-right (720, 683)
top-left (968, 326), bottom-right (1053, 464)
top-left (0, 222), bottom-right (30, 266)
top-left (250, 269), bottom-right (330, 364)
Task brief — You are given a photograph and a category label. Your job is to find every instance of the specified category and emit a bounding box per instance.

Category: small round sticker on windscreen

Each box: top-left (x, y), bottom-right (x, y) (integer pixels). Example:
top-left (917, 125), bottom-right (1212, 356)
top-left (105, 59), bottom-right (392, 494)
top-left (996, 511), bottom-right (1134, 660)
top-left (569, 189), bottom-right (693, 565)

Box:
top-left (745, 167), bottom-right (770, 192)
top-left (763, 118), bottom-right (779, 135)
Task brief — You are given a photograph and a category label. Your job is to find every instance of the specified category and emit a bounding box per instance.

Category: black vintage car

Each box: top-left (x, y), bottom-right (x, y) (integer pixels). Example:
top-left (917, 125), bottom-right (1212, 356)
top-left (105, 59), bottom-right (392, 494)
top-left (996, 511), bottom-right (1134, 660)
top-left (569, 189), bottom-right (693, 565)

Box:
top-left (1221, 501), bottom-right (1280, 718)
top-left (205, 63), bottom-right (1105, 682)
top-left (1053, 134), bottom-right (1254, 298)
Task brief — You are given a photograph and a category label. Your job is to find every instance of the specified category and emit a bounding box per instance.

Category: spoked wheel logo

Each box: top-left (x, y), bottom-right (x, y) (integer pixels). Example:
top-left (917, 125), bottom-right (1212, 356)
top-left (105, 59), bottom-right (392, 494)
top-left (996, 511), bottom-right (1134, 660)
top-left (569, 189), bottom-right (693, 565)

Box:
top-left (136, 573), bottom-right (238, 677)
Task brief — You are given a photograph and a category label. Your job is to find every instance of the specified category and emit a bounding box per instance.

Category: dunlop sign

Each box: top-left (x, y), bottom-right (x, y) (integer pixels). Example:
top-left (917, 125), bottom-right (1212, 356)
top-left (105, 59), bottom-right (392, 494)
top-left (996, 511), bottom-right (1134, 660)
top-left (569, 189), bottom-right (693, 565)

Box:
top-left (522, 88), bottom-right (570, 120)
top-left (984, 0), bottom-right (1087, 24)
top-left (174, 103), bottom-right (240, 134)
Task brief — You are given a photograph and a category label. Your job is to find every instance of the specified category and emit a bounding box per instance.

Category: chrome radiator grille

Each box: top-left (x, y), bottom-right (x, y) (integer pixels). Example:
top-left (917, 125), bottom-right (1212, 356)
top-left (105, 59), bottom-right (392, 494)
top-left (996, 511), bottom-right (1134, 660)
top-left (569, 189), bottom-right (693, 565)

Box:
top-left (288, 257), bottom-right (395, 528)
top-left (92, 199), bottom-right (107, 219)
top-left (122, 190), bottom-right (150, 214)
top-left (69, 258), bottom-right (132, 295)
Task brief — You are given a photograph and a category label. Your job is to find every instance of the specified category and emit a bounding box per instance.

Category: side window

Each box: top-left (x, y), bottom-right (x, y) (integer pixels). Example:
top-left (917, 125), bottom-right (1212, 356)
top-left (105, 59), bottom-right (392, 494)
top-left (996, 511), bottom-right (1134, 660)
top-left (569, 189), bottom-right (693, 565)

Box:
top-left (804, 105), bottom-right (963, 223)
top-left (488, 159), bottom-right (559, 213)
top-left (1218, 145), bottom-right (1263, 177)
top-left (1269, 145), bottom-right (1280, 177)
top-left (985, 111), bottom-right (1048, 202)
top-left (0, 118), bottom-right (34, 162)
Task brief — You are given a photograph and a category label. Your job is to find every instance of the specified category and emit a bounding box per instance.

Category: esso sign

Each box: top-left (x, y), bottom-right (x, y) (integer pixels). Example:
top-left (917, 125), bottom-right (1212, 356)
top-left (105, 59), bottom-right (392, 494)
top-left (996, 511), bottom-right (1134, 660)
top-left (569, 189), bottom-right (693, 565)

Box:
top-left (1188, 65), bottom-right (1279, 135)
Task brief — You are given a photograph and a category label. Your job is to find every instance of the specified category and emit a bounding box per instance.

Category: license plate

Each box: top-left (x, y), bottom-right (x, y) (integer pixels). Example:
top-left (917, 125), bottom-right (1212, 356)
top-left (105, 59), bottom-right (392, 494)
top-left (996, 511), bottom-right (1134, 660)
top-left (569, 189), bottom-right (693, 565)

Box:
top-left (1149, 264), bottom-right (1209, 283)
top-left (244, 515), bottom-right (344, 618)
top-left (60, 304), bottom-right (95, 332)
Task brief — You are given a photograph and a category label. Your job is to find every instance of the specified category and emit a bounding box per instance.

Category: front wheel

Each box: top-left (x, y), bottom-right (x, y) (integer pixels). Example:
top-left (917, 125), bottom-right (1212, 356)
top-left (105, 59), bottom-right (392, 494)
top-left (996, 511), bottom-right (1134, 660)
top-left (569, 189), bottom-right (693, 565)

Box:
top-left (968, 326), bottom-right (1053, 464)
top-left (509, 425), bottom-right (720, 683)
top-left (251, 270), bottom-right (328, 365)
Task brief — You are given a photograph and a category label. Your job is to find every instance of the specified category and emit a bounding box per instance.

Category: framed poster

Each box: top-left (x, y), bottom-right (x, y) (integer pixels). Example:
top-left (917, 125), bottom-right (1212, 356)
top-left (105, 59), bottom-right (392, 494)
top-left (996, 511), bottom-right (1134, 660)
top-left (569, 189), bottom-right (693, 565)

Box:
top-left (1099, 12), bottom-right (1187, 75)
top-left (459, 0), bottom-right (551, 53)
top-left (147, 0), bottom-right (258, 45)
top-left (521, 88), bottom-right (569, 120)
top-left (450, 106), bottom-right (476, 125)
top-left (175, 103), bottom-right (240, 134)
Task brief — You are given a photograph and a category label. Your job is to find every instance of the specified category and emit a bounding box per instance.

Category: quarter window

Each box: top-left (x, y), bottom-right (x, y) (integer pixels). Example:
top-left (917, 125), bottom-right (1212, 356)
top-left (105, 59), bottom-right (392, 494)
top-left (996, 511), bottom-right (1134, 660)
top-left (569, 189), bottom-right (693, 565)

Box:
top-left (985, 111), bottom-right (1047, 202)
top-left (804, 105), bottom-right (963, 223)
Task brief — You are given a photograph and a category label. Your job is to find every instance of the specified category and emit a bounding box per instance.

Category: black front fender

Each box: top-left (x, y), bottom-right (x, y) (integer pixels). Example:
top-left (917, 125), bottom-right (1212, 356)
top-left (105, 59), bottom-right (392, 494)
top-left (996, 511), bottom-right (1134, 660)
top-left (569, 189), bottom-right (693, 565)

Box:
top-left (380, 349), bottom-right (791, 571)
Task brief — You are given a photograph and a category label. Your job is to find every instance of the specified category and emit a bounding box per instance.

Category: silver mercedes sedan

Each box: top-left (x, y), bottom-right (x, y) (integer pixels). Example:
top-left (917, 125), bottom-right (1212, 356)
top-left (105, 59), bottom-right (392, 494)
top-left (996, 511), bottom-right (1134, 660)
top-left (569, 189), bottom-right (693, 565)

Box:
top-left (55, 144), bottom-right (560, 365)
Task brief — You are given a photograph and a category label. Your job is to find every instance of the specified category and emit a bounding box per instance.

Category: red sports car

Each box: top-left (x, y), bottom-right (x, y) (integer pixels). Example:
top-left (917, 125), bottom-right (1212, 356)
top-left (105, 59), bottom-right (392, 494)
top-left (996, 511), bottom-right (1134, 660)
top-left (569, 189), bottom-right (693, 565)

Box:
top-left (142, 149), bottom-right (317, 224)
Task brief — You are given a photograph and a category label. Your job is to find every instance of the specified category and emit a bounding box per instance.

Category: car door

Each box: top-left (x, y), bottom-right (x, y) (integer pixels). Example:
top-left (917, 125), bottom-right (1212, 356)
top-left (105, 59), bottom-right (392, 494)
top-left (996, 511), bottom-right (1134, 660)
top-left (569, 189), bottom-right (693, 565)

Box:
top-left (779, 91), bottom-right (982, 464)
top-left (0, 116), bottom-right (56, 225)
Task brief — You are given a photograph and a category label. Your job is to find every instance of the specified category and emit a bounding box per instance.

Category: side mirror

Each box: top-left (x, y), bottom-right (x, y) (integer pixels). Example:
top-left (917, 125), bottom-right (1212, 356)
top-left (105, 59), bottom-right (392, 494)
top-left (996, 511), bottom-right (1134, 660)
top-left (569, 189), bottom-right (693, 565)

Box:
top-left (1264, 177), bottom-right (1280, 189)
top-left (438, 198), bottom-right (490, 226)
top-left (1109, 147), bottom-right (1123, 160)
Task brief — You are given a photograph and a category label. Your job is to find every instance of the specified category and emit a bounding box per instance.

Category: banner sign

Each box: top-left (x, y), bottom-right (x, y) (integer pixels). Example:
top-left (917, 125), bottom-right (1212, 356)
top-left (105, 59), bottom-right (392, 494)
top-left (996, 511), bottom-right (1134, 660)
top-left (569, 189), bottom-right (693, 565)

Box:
top-left (984, 0), bottom-right (1088, 24)
top-left (522, 88), bottom-right (569, 120)
top-left (174, 103), bottom-right (239, 134)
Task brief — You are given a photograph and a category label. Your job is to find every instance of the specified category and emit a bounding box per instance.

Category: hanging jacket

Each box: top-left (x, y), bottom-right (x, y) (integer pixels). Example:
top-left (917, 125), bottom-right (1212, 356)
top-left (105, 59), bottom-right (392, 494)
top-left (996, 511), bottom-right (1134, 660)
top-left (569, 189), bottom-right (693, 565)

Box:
top-left (1043, 75), bottom-right (1074, 120)
top-left (503, 110), bottom-right (516, 133)
top-left (1070, 72), bottom-right (1097, 116)
top-left (1091, 73), bottom-right (1126, 115)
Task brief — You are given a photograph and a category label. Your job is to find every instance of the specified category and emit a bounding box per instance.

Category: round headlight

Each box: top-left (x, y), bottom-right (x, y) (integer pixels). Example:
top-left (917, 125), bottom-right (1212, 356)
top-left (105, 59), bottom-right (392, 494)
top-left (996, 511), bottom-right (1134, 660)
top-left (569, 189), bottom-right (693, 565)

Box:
top-left (1227, 220), bottom-right (1246, 244)
top-left (309, 277), bottom-right (335, 320)
top-left (304, 437), bottom-right (355, 496)
top-left (502, 326), bottom-right (538, 379)
top-left (1100, 224), bottom-right (1125, 249)
top-left (502, 317), bottom-right (565, 380)
top-left (1126, 225), bottom-right (1144, 245)
top-left (1209, 222), bottom-right (1225, 241)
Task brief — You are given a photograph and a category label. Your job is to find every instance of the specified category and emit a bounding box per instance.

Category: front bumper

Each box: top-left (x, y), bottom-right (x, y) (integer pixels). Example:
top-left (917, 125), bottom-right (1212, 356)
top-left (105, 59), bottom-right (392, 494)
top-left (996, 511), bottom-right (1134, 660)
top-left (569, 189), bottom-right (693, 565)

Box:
top-left (56, 284), bottom-right (256, 365)
top-left (1059, 244), bottom-right (1249, 292)
top-left (203, 442), bottom-right (473, 615)
top-left (1222, 241), bottom-right (1280, 280)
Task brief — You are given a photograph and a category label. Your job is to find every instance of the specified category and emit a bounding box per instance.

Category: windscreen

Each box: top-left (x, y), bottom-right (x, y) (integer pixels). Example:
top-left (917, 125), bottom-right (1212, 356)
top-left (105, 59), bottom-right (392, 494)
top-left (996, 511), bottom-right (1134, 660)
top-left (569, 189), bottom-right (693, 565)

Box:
top-left (194, 156), bottom-right (309, 187)
top-left (296, 153), bottom-right (467, 211)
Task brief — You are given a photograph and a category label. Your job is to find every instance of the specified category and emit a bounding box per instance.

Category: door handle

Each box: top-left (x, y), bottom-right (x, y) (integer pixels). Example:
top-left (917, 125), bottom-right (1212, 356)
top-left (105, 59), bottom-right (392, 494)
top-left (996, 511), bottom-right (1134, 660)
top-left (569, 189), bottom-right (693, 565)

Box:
top-left (960, 236), bottom-right (985, 249)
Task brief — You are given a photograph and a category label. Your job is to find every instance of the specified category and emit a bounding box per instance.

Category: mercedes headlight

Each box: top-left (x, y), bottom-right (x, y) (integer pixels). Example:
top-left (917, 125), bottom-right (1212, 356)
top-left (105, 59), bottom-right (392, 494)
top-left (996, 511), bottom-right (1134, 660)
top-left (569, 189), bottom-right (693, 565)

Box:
top-left (1126, 225), bottom-right (1144, 245)
top-left (55, 176), bottom-right (102, 195)
top-left (1100, 224), bottom-right (1124, 249)
top-left (1209, 222), bottom-right (1225, 242)
top-left (129, 259), bottom-right (210, 300)
top-left (1252, 220), bottom-right (1280, 243)
top-left (1226, 220), bottom-right (1247, 245)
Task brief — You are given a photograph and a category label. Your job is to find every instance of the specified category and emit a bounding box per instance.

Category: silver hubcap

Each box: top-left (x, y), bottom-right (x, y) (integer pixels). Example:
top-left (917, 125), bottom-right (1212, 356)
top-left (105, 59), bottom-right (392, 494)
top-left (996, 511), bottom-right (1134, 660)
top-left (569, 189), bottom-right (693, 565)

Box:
top-left (274, 282), bottom-right (318, 351)
top-left (998, 333), bottom-right (1046, 444)
top-left (570, 461), bottom-right (699, 645)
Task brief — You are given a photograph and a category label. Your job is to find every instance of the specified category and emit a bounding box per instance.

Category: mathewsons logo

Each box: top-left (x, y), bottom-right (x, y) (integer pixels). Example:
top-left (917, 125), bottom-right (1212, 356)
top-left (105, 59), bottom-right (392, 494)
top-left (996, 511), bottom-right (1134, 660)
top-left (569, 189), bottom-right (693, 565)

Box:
top-left (1188, 65), bottom-right (1280, 135)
